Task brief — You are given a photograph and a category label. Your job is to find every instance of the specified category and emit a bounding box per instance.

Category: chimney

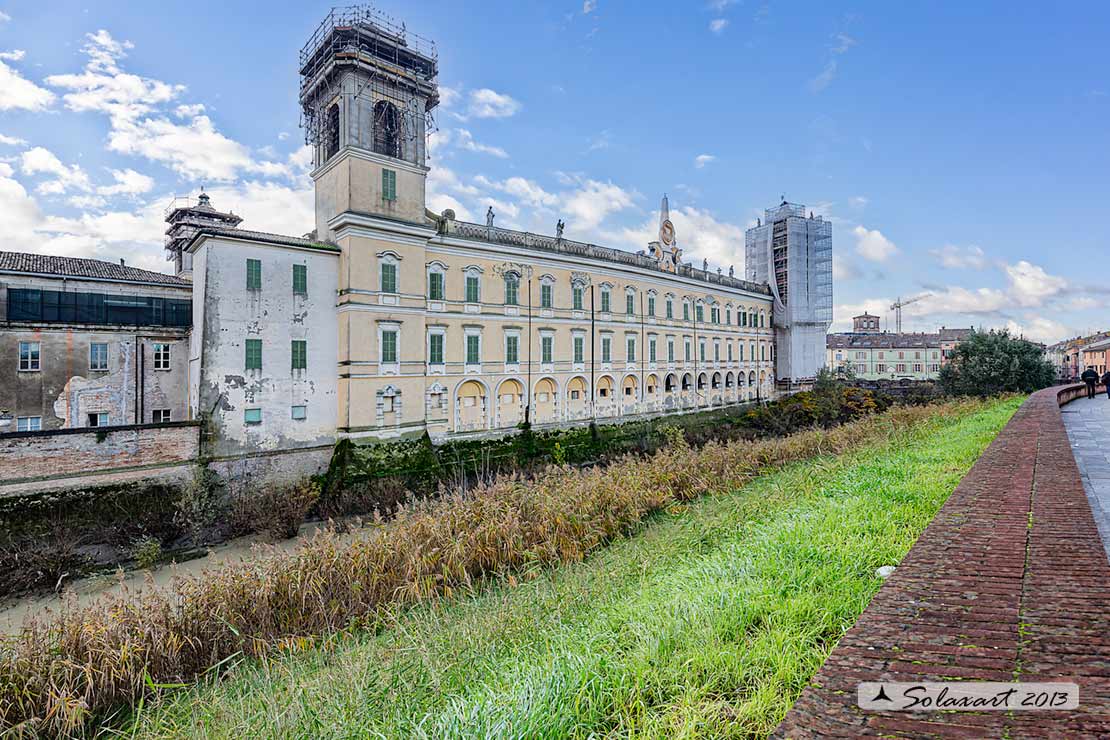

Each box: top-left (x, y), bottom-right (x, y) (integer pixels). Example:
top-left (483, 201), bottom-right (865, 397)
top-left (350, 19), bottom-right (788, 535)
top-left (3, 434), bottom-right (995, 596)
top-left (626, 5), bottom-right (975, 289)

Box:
top-left (119, 258), bottom-right (125, 266)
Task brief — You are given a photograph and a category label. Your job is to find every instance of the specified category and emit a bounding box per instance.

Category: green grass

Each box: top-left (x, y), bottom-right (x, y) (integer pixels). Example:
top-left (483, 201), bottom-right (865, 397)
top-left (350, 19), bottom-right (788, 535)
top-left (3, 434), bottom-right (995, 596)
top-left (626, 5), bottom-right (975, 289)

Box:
top-left (123, 396), bottom-right (1021, 739)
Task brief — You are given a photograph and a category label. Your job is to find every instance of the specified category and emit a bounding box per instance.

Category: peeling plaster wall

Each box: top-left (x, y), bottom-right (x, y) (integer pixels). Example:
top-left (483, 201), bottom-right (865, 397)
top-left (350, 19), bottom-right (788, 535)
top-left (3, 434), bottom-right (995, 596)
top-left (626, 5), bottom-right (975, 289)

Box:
top-left (192, 238), bottom-right (339, 457)
top-left (1, 275), bottom-right (190, 433)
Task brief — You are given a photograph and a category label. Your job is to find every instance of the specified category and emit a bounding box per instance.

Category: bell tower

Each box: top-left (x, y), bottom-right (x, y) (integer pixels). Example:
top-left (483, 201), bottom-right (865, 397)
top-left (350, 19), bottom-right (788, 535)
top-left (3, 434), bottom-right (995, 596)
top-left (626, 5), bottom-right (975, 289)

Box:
top-left (300, 7), bottom-right (439, 241)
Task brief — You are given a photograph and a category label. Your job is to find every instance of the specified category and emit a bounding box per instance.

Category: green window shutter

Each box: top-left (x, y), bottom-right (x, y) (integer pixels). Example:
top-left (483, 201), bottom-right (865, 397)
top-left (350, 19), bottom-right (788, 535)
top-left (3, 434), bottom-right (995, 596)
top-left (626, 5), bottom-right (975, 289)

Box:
top-left (291, 340), bottom-right (307, 370)
top-left (601, 291), bottom-right (610, 313)
top-left (382, 169), bottom-right (397, 201)
top-left (246, 259), bottom-right (261, 290)
top-left (668, 342), bottom-right (674, 362)
top-left (573, 286), bottom-right (583, 310)
top-left (381, 263), bottom-right (397, 293)
top-left (506, 336), bottom-right (518, 363)
top-left (465, 275), bottom-right (479, 303)
top-left (466, 335), bottom-right (480, 364)
top-left (683, 303), bottom-right (689, 321)
top-left (649, 340), bottom-right (656, 362)
top-left (504, 278), bottom-right (518, 305)
top-left (381, 331), bottom-right (397, 363)
top-left (626, 294), bottom-right (634, 315)
top-left (245, 338), bottom-right (262, 370)
top-left (696, 305), bottom-right (704, 322)
top-left (542, 336), bottom-right (553, 364)
top-left (627, 338), bottom-right (635, 362)
top-left (648, 296), bottom-right (655, 316)
top-left (602, 338), bottom-right (611, 363)
top-left (573, 336), bottom-right (584, 364)
top-left (541, 283), bottom-right (552, 308)
top-left (429, 272), bottom-right (444, 300)
top-left (429, 334), bottom-right (444, 364)
top-left (292, 264), bottom-right (307, 295)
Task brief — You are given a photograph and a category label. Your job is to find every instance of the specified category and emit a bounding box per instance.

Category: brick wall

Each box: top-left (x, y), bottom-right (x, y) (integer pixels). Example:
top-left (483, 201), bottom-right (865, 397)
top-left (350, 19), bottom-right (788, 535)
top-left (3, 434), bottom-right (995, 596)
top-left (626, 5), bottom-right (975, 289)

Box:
top-left (0, 422), bottom-right (200, 483)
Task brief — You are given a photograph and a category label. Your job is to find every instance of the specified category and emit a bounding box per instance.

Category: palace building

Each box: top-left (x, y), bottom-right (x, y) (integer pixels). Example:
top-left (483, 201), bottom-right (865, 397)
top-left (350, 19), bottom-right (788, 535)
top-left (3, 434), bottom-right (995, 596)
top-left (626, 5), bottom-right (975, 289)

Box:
top-left (157, 8), bottom-right (829, 462)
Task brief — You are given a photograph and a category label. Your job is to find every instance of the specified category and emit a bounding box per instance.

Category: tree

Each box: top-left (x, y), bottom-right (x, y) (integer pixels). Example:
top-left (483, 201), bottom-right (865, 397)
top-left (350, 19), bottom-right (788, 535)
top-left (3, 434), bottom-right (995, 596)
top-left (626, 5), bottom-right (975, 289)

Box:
top-left (938, 329), bottom-right (1055, 397)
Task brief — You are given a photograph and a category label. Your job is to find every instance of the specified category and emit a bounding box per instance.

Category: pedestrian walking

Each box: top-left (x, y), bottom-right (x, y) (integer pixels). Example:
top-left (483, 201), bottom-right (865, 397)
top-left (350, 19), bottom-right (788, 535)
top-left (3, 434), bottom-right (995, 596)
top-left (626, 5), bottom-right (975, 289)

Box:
top-left (1082, 367), bottom-right (1099, 399)
top-left (1102, 370), bottom-right (1110, 400)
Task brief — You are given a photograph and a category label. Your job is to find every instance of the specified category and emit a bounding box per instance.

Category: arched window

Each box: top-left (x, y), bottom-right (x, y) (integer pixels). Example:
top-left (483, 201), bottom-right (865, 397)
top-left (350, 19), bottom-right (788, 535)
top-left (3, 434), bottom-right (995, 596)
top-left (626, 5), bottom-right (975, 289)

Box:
top-left (504, 272), bottom-right (520, 306)
top-left (325, 104), bottom-right (340, 161)
top-left (373, 100), bottom-right (401, 158)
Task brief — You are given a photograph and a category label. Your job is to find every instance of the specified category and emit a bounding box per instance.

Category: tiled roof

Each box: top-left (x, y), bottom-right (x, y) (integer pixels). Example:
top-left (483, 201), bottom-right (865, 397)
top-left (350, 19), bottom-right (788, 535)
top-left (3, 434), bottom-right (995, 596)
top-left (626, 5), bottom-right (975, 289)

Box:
top-left (0, 251), bottom-right (190, 286)
top-left (827, 332), bottom-right (946, 349)
top-left (186, 226), bottom-right (340, 253)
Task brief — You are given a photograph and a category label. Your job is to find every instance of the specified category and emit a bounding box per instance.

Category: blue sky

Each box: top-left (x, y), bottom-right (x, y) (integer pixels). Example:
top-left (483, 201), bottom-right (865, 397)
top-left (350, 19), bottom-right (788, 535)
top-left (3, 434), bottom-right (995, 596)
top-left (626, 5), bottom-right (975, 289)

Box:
top-left (0, 1), bottom-right (1107, 343)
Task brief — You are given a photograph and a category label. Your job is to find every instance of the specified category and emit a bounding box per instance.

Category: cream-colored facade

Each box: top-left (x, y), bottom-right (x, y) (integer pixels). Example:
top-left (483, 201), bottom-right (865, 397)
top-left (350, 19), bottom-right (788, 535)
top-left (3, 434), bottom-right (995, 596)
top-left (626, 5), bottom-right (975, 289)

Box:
top-left (329, 182), bottom-right (775, 440)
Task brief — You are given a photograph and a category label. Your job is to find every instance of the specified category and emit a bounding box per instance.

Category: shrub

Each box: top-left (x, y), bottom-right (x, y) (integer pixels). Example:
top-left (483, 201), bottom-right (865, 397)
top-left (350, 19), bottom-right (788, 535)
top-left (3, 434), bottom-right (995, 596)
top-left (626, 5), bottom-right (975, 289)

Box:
top-left (129, 536), bottom-right (163, 570)
top-left (228, 480), bottom-right (322, 540)
top-left (939, 329), bottom-right (1055, 397)
top-left (0, 399), bottom-right (986, 735)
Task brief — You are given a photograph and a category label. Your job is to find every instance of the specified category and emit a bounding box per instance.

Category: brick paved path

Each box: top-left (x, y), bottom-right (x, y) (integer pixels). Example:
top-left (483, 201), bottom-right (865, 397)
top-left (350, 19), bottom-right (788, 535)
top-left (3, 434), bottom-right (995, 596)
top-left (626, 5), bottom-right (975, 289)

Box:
top-left (1062, 394), bottom-right (1110, 562)
top-left (775, 387), bottom-right (1110, 738)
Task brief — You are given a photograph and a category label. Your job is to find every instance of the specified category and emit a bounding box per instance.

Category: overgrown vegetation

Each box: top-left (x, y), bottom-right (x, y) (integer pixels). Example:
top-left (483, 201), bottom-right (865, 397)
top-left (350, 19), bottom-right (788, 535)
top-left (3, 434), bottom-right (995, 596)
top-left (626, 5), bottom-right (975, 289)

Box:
top-left (0, 397), bottom-right (999, 735)
top-left (123, 395), bottom-right (1020, 739)
top-left (939, 328), bottom-right (1055, 396)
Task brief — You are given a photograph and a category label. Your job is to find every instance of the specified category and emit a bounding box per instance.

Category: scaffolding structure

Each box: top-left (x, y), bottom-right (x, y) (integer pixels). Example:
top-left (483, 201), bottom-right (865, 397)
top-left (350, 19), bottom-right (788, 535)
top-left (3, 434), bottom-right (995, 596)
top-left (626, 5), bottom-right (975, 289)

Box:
top-left (299, 6), bottom-right (438, 160)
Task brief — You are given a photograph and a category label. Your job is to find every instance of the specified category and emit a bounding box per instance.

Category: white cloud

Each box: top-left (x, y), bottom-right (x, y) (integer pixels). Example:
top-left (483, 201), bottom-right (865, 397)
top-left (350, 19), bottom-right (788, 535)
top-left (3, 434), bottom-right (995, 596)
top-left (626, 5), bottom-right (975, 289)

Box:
top-left (832, 33), bottom-right (857, 54)
top-left (587, 130), bottom-right (612, 151)
top-left (98, 168), bottom-right (154, 197)
top-left (708, 0), bottom-right (738, 10)
top-left (466, 88), bottom-right (521, 119)
top-left (561, 178), bottom-right (635, 231)
top-left (852, 224), bottom-right (898, 262)
top-left (0, 133), bottom-right (27, 146)
top-left (20, 146), bottom-right (92, 194)
top-left (1004, 317), bottom-right (1071, 344)
top-left (694, 153), bottom-right (716, 168)
top-left (0, 49), bottom-right (25, 61)
top-left (583, 0), bottom-right (597, 13)
top-left (45, 30), bottom-right (283, 182)
top-left (931, 244), bottom-right (987, 270)
top-left (809, 60), bottom-right (838, 93)
top-left (1003, 260), bottom-right (1067, 307)
top-left (914, 287), bottom-right (1008, 316)
top-left (454, 128), bottom-right (509, 158)
top-left (709, 19), bottom-right (729, 33)
top-left (0, 11), bottom-right (10, 23)
top-left (831, 298), bottom-right (891, 332)
top-left (849, 195), bottom-right (868, 208)
top-left (832, 254), bottom-right (861, 281)
top-left (604, 205), bottom-right (745, 271)
top-left (0, 59), bottom-right (55, 111)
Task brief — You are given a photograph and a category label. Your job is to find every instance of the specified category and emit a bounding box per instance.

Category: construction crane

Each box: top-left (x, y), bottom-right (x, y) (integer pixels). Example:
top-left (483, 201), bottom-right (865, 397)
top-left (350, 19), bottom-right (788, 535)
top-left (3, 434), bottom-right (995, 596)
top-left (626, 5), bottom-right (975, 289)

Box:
top-left (890, 294), bottom-right (930, 334)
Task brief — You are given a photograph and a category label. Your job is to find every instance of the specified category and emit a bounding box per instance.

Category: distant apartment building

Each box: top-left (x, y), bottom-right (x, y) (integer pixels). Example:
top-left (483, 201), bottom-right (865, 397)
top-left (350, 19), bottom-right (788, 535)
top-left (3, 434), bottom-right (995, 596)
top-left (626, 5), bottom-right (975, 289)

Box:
top-left (0, 252), bottom-right (191, 432)
top-left (1046, 332), bottom-right (1110, 379)
top-left (826, 313), bottom-right (970, 381)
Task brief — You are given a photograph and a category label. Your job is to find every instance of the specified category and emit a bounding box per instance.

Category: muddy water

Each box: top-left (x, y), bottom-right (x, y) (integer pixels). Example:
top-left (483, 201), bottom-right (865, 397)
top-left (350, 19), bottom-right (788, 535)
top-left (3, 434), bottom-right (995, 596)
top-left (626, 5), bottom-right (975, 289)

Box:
top-left (0, 520), bottom-right (373, 634)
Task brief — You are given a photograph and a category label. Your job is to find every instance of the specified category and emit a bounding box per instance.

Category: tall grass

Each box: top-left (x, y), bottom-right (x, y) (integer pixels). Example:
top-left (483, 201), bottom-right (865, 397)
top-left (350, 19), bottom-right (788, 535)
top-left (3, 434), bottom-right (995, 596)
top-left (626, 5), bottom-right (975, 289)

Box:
top-left (0, 399), bottom-right (994, 735)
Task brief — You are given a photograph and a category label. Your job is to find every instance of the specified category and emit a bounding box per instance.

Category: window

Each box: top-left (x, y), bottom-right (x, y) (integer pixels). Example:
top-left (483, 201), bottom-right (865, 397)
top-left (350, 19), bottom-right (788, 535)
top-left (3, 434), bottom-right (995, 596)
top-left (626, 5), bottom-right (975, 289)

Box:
top-left (876, 363), bottom-right (886, 373)
top-left (602, 336), bottom-right (612, 363)
top-left (649, 338), bottom-right (657, 363)
top-left (668, 338), bottom-right (675, 362)
top-left (573, 335), bottom-right (584, 364)
top-left (684, 339), bottom-right (691, 363)
top-left (726, 307), bottom-right (731, 325)
top-left (666, 298), bottom-right (673, 319)
top-left (382, 330), bottom-right (398, 364)
top-left (856, 351), bottom-right (865, 359)
top-left (87, 412), bottom-right (109, 427)
top-left (246, 258), bottom-right (262, 290)
top-left (626, 293), bottom-right (635, 315)
top-left (600, 289), bottom-right (611, 313)
top-left (504, 275), bottom-right (519, 305)
top-left (648, 295), bottom-right (655, 316)
top-left (739, 342), bottom-right (744, 361)
top-left (711, 307), bottom-right (719, 324)
top-left (696, 304), bottom-right (704, 323)
top-left (700, 340), bottom-right (706, 363)
top-left (89, 342), bottom-right (108, 371)
top-left (428, 271), bottom-right (445, 301)
top-left (381, 262), bottom-right (398, 294)
top-left (896, 363), bottom-right (906, 373)
top-left (19, 341), bottom-right (40, 371)
top-left (741, 311), bottom-right (748, 327)
top-left (291, 340), bottom-right (307, 370)
top-left (293, 264), bottom-right (308, 295)
top-left (152, 409), bottom-right (171, 423)
top-left (325, 103), bottom-right (340, 160)
top-left (627, 337), bottom-right (636, 362)
top-left (382, 168), bottom-right (397, 202)
top-left (541, 282), bottom-right (553, 308)
top-left (573, 284), bottom-right (584, 310)
top-left (761, 344), bottom-right (766, 361)
top-left (466, 334), bottom-right (480, 365)
top-left (913, 363), bottom-right (923, 373)
top-left (7, 288), bottom-right (191, 327)
top-left (542, 335), bottom-right (553, 364)
top-left (429, 333), bottom-right (444, 365)
top-left (466, 273), bottom-right (480, 303)
top-left (153, 343), bottom-right (171, 370)
top-left (244, 408), bottom-right (262, 425)
top-left (373, 101), bottom-right (401, 158)
top-left (291, 405), bottom-right (307, 421)
top-left (16, 416), bottom-right (41, 432)
top-left (727, 343), bottom-right (733, 361)
top-left (245, 339), bottom-right (262, 370)
top-left (505, 335), bottom-right (519, 364)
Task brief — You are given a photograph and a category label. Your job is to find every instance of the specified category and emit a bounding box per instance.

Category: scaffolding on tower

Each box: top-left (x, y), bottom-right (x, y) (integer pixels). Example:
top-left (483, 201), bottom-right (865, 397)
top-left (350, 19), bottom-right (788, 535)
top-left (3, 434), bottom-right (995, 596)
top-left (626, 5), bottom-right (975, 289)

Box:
top-left (298, 5), bottom-right (439, 155)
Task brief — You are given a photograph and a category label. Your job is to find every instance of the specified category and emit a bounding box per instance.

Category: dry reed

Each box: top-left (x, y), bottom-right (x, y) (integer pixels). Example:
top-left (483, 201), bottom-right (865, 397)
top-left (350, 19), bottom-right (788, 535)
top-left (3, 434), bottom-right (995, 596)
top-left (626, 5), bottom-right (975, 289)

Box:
top-left (0, 400), bottom-right (985, 735)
